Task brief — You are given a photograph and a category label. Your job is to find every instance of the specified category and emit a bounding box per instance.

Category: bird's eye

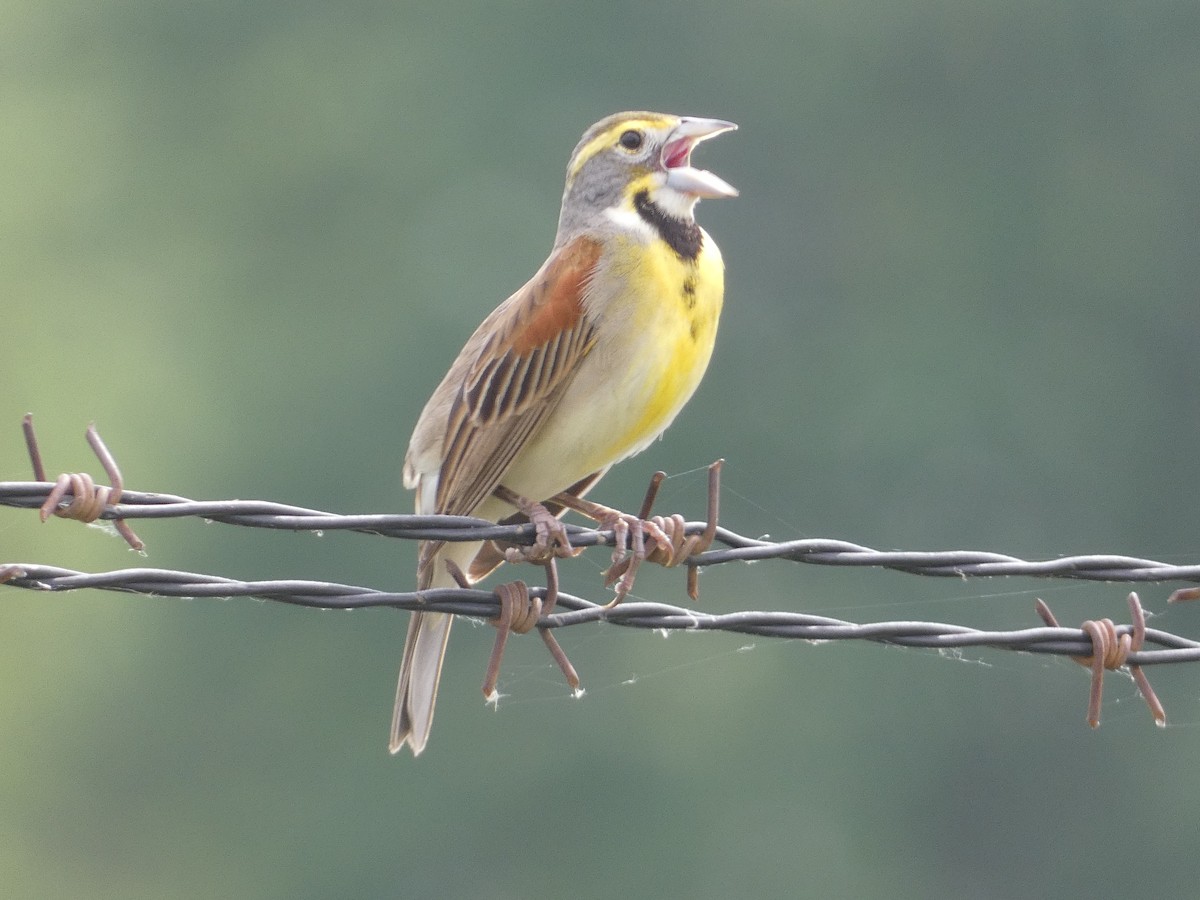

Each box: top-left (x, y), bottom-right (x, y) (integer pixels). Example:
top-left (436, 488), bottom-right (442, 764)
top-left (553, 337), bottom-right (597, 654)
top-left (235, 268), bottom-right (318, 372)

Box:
top-left (618, 129), bottom-right (644, 151)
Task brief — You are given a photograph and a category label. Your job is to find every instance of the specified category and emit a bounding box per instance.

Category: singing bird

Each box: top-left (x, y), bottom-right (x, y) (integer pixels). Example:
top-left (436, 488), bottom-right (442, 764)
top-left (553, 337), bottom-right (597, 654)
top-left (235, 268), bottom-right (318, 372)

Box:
top-left (392, 111), bottom-right (738, 755)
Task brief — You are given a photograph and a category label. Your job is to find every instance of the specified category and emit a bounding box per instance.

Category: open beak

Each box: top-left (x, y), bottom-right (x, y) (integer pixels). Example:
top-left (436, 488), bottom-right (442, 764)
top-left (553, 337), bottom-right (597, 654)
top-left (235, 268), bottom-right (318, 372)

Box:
top-left (662, 117), bottom-right (738, 199)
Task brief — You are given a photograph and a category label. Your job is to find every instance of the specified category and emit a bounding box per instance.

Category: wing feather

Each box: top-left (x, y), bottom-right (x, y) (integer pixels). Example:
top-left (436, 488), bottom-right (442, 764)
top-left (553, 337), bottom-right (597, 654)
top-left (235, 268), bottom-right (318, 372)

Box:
top-left (427, 236), bottom-right (603, 520)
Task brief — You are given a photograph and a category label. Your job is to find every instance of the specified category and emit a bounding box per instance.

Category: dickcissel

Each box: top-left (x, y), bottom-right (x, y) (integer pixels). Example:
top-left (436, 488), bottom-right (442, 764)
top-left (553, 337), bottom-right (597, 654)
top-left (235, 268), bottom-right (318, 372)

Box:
top-left (391, 110), bottom-right (737, 755)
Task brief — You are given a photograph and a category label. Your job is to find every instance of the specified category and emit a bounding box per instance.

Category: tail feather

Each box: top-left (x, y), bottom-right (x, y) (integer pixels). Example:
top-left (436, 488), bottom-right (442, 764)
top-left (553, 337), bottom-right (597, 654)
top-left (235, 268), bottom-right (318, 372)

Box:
top-left (391, 472), bottom-right (463, 757)
top-left (391, 471), bottom-right (604, 755)
top-left (389, 609), bottom-right (453, 755)
top-left (391, 496), bottom-right (479, 755)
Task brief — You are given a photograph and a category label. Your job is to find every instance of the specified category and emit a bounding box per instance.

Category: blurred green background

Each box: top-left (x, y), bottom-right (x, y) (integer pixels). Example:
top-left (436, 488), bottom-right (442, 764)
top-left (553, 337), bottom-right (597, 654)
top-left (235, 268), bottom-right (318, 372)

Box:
top-left (4, 1), bottom-right (1200, 897)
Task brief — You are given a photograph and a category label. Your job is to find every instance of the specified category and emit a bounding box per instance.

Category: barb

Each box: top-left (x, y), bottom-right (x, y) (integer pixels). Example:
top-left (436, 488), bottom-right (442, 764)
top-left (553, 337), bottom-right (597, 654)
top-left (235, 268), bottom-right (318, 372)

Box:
top-left (1036, 593), bottom-right (1166, 728)
top-left (21, 416), bottom-right (144, 550)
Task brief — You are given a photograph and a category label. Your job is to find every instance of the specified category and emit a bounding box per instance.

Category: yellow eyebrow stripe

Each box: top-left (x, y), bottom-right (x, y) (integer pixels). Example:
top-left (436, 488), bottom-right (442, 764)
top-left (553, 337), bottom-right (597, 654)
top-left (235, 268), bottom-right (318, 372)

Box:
top-left (566, 116), bottom-right (675, 182)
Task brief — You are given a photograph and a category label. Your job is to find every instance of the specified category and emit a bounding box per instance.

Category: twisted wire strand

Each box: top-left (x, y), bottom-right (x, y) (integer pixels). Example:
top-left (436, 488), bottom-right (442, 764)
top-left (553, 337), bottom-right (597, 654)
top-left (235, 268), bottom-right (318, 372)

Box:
top-left (4, 481), bottom-right (1200, 586)
top-left (7, 423), bottom-right (1194, 731)
top-left (3, 562), bottom-right (1199, 667)
top-left (6, 471), bottom-right (1200, 727)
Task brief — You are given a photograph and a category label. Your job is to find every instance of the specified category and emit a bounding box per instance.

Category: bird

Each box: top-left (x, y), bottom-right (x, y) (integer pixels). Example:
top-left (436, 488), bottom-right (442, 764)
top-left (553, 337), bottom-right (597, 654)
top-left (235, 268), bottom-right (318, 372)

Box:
top-left (391, 110), bottom-right (738, 755)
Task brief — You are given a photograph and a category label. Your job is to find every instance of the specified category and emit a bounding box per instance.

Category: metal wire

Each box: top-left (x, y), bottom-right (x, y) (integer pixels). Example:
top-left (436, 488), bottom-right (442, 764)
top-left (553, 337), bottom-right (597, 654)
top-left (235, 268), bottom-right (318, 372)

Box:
top-left (1, 476), bottom-right (1199, 663)
top-left (4, 480), bottom-right (1200, 585)
top-left (3, 562), bottom-right (1199, 667)
top-left (5, 473), bottom-right (1199, 726)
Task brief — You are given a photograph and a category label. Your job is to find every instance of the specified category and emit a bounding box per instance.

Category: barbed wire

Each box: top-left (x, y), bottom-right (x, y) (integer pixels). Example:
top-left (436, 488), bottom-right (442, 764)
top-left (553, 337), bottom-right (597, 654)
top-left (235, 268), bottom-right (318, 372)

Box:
top-left (4, 479), bottom-right (1200, 585)
top-left (4, 419), bottom-right (1200, 728)
top-left (1, 561), bottom-right (1197, 666)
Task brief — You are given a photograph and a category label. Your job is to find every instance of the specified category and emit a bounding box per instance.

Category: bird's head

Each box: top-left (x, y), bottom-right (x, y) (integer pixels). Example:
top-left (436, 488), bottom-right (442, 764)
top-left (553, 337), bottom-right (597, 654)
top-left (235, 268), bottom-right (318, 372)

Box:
top-left (557, 111), bottom-right (737, 240)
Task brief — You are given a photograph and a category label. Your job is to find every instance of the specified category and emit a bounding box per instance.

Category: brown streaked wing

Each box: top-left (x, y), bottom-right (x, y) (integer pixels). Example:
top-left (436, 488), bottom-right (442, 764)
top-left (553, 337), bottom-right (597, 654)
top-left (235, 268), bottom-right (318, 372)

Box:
top-left (433, 236), bottom-right (603, 521)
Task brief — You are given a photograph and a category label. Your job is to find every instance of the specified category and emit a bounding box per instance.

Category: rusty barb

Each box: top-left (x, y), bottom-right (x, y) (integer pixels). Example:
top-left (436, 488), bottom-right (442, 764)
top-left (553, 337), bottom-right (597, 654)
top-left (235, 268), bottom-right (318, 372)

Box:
top-left (1035, 592), bottom-right (1166, 729)
top-left (22, 414), bottom-right (144, 551)
top-left (468, 461), bottom-right (723, 703)
top-left (605, 459), bottom-right (722, 602)
top-left (444, 557), bottom-right (579, 703)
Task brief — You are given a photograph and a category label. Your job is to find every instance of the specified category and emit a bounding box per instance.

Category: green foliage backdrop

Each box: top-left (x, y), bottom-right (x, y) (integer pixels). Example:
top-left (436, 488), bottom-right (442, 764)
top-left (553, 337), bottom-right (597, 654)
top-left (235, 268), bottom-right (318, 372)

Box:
top-left (3, 2), bottom-right (1199, 897)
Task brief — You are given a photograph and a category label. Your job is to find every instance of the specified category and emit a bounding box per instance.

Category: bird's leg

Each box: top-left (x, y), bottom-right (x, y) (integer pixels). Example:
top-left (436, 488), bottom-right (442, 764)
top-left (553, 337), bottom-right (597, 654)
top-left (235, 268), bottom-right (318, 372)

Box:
top-left (492, 484), bottom-right (581, 563)
top-left (552, 459), bottom-right (724, 603)
top-left (548, 480), bottom-right (676, 607)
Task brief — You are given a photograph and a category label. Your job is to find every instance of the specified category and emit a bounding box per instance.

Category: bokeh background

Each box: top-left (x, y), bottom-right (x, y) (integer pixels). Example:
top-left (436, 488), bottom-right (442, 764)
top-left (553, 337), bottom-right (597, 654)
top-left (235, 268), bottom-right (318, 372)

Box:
top-left (4, 1), bottom-right (1200, 897)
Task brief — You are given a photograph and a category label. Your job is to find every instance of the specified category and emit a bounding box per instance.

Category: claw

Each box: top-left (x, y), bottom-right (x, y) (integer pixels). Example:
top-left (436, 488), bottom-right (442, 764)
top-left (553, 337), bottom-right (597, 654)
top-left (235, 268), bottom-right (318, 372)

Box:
top-left (527, 504), bottom-right (572, 561)
top-left (493, 484), bottom-right (580, 564)
top-left (496, 460), bottom-right (724, 607)
top-left (545, 460), bottom-right (724, 606)
top-left (548, 494), bottom-right (672, 606)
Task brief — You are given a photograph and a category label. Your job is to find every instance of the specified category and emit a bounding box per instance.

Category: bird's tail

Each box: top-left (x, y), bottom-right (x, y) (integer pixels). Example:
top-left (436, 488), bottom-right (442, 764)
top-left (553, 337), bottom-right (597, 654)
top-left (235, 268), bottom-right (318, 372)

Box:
top-left (389, 600), bottom-right (454, 756)
top-left (391, 516), bottom-right (483, 756)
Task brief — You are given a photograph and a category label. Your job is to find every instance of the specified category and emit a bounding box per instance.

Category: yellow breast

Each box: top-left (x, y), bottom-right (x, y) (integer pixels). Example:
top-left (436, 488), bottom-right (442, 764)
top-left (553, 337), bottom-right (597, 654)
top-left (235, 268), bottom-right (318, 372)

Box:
top-left (596, 228), bottom-right (725, 463)
top-left (492, 227), bottom-right (725, 503)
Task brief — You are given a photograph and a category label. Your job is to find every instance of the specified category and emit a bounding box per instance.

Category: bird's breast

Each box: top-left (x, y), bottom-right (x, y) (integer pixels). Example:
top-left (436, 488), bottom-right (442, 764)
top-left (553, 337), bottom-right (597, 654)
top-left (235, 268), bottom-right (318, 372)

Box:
top-left (532, 229), bottom-right (725, 479)
top-left (603, 231), bottom-right (723, 450)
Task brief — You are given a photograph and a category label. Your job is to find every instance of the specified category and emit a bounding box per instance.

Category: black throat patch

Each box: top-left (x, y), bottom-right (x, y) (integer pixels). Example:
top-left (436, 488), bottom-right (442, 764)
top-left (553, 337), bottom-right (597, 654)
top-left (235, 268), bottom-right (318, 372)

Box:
top-left (634, 189), bottom-right (703, 260)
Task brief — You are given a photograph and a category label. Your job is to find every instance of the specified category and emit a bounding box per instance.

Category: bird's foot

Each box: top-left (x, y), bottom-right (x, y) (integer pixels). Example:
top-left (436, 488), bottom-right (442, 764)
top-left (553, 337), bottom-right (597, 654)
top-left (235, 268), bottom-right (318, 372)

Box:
top-left (492, 485), bottom-right (581, 564)
top-left (552, 459), bottom-right (724, 603)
